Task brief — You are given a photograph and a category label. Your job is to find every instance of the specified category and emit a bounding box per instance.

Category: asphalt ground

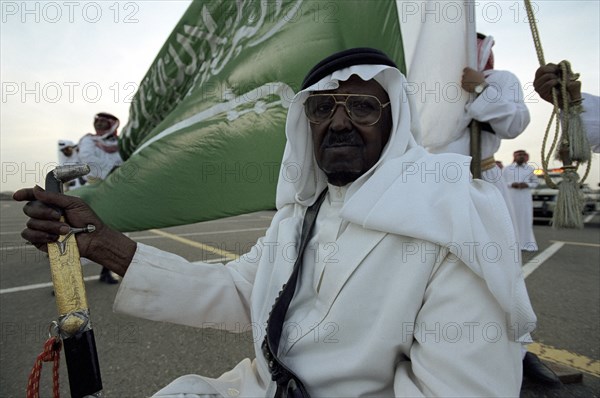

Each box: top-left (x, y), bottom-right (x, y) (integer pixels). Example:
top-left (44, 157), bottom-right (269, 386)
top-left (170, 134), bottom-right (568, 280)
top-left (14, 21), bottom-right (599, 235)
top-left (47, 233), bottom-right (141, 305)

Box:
top-left (1, 198), bottom-right (599, 397)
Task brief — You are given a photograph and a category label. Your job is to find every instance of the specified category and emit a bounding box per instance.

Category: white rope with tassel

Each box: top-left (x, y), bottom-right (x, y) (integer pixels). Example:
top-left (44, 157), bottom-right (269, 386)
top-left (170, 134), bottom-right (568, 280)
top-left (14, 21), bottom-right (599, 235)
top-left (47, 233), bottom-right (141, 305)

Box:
top-left (524, 0), bottom-right (592, 228)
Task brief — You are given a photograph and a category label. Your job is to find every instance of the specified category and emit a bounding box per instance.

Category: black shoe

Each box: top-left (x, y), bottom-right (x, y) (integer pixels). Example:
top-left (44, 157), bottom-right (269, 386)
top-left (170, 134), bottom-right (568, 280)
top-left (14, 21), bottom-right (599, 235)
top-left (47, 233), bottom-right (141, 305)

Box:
top-left (523, 352), bottom-right (562, 387)
top-left (99, 269), bottom-right (119, 284)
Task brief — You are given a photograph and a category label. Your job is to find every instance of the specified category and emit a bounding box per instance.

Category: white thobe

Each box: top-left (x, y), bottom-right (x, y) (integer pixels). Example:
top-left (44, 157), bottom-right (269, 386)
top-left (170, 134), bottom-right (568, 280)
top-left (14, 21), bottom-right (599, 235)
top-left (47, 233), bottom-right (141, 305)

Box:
top-left (581, 92), bottom-right (600, 153)
top-left (78, 134), bottom-right (123, 180)
top-left (427, 70), bottom-right (530, 161)
top-left (310, 184), bottom-right (348, 292)
top-left (114, 188), bottom-right (523, 397)
top-left (426, 69), bottom-right (530, 244)
top-left (503, 163), bottom-right (539, 251)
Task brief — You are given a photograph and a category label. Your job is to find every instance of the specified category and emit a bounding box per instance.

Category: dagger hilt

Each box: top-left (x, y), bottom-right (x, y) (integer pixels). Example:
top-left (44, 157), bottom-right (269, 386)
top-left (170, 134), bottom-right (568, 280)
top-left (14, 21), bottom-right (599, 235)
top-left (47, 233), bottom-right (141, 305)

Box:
top-left (45, 164), bottom-right (90, 193)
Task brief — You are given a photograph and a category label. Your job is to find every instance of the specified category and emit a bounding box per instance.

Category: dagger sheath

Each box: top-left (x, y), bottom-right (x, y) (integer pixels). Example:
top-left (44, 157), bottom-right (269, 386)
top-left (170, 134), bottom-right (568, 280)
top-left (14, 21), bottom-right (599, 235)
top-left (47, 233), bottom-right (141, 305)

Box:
top-left (45, 165), bottom-right (102, 398)
top-left (63, 329), bottom-right (102, 398)
top-left (47, 230), bottom-right (103, 398)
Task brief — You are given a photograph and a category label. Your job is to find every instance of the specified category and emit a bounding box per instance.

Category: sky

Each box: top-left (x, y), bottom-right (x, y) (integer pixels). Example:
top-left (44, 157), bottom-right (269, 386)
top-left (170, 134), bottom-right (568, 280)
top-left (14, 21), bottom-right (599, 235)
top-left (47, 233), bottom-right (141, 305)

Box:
top-left (1, 0), bottom-right (599, 194)
top-left (1, 0), bottom-right (193, 192)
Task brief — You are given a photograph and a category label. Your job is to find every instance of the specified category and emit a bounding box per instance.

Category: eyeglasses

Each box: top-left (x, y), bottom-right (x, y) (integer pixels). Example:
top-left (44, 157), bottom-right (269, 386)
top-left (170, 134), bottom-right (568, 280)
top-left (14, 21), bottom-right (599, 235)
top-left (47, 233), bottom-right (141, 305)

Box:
top-left (304, 94), bottom-right (390, 126)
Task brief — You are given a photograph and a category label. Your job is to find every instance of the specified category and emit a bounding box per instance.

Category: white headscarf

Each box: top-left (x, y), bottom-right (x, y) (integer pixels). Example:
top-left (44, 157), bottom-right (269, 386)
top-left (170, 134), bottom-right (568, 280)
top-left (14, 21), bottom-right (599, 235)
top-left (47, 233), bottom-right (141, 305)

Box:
top-left (477, 34), bottom-right (495, 72)
top-left (277, 64), bottom-right (421, 207)
top-left (58, 139), bottom-right (76, 149)
top-left (276, 64), bottom-right (536, 341)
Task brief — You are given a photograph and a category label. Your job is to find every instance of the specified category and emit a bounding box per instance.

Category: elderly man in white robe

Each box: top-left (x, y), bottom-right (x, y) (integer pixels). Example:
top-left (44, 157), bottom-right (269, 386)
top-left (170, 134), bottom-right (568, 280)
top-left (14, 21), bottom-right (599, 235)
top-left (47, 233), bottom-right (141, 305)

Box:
top-left (503, 150), bottom-right (539, 251)
top-left (15, 48), bottom-right (536, 398)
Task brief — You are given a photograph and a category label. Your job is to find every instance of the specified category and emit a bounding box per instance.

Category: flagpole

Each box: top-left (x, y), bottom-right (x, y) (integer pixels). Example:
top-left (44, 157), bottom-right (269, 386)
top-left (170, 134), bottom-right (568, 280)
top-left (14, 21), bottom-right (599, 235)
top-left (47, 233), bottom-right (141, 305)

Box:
top-left (465, 0), bottom-right (482, 179)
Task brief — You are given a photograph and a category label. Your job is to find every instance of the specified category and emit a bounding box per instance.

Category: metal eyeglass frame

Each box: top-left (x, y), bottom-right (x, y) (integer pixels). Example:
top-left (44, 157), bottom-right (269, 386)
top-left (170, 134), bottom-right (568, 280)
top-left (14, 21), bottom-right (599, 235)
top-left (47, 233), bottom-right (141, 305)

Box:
top-left (304, 93), bottom-right (391, 126)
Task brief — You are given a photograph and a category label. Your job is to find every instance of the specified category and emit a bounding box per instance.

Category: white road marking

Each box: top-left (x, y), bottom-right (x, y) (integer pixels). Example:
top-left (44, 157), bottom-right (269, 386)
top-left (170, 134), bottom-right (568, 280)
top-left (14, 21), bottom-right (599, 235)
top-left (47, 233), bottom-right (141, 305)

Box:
top-left (0, 258), bottom-right (229, 295)
top-left (133, 227), bottom-right (267, 241)
top-left (522, 241), bottom-right (565, 279)
top-left (4, 228), bottom-right (593, 293)
top-left (0, 244), bottom-right (36, 252)
top-left (0, 275), bottom-right (101, 294)
top-left (0, 227), bottom-right (268, 251)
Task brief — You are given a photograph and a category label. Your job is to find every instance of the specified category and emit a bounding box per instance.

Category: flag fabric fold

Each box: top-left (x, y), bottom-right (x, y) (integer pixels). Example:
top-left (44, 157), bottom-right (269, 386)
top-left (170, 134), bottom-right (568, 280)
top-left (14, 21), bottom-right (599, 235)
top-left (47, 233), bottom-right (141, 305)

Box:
top-left (73, 0), bottom-right (468, 232)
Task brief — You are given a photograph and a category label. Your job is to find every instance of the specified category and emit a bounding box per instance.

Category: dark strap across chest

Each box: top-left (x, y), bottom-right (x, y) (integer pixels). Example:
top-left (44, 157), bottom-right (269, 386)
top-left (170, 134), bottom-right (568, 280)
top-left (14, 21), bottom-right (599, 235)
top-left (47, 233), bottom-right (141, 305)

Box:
top-left (261, 190), bottom-right (327, 398)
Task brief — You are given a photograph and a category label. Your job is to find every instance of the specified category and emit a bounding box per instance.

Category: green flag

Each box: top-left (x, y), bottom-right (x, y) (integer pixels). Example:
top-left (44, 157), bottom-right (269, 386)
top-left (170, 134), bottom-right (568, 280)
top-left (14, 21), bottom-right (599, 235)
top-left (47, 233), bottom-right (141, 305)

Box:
top-left (73, 0), bottom-right (404, 232)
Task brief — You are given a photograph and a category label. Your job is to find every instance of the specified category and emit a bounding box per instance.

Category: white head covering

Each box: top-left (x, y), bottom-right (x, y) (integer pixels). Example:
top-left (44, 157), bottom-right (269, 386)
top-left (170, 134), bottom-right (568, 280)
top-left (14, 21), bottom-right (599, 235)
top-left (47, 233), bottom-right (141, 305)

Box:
top-left (477, 34), bottom-right (495, 72)
top-left (57, 139), bottom-right (79, 166)
top-left (276, 63), bottom-right (536, 340)
top-left (277, 64), bottom-right (421, 208)
top-left (58, 139), bottom-right (75, 149)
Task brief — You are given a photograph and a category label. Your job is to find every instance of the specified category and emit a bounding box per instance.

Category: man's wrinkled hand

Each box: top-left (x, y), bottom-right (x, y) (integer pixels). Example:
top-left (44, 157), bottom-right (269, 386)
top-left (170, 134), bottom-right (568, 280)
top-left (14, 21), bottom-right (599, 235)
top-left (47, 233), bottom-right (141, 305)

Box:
top-left (13, 186), bottom-right (105, 258)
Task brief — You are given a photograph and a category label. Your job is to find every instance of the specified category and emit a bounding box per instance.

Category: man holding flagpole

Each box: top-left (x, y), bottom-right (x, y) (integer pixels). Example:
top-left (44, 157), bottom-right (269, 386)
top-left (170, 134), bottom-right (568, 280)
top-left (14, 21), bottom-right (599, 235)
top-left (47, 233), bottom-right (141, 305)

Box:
top-left (425, 33), bottom-right (531, 213)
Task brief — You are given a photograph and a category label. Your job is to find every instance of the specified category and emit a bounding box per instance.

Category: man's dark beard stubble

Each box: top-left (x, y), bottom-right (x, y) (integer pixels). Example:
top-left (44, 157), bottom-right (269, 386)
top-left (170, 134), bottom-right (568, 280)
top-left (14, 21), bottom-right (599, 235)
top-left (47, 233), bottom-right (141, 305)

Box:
top-left (323, 170), bottom-right (363, 186)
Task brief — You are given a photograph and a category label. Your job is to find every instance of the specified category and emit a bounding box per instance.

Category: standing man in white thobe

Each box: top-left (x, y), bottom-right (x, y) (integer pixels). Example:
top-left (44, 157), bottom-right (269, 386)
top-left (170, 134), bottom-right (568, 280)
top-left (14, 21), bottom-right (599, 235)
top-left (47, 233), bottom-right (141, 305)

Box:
top-left (503, 150), bottom-right (539, 251)
top-left (77, 112), bottom-right (123, 183)
top-left (77, 112), bottom-right (123, 284)
top-left (425, 33), bottom-right (530, 205)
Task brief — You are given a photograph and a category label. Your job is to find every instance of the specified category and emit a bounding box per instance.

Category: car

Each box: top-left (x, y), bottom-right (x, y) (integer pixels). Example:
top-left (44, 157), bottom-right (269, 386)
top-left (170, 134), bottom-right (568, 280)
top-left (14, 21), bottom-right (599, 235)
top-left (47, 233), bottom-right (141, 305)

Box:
top-left (581, 184), bottom-right (599, 213)
top-left (531, 178), bottom-right (559, 220)
top-left (531, 171), bottom-right (562, 220)
top-left (531, 171), bottom-right (597, 221)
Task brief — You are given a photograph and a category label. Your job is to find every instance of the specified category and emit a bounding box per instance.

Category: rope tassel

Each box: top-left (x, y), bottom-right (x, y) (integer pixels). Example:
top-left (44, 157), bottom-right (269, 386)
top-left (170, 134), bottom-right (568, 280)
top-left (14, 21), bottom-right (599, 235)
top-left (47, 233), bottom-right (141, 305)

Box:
top-left (524, 0), bottom-right (592, 229)
top-left (552, 167), bottom-right (584, 229)
top-left (565, 104), bottom-right (591, 163)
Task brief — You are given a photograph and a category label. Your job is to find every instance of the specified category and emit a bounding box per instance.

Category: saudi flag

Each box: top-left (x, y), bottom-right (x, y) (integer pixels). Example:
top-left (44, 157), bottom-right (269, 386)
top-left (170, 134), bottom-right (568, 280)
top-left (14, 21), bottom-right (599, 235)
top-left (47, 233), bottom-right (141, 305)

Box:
top-left (73, 0), bottom-right (469, 232)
